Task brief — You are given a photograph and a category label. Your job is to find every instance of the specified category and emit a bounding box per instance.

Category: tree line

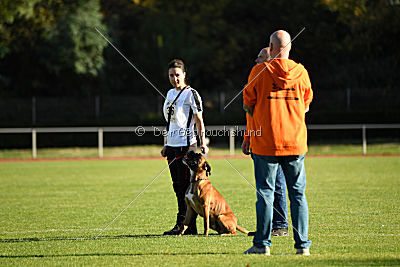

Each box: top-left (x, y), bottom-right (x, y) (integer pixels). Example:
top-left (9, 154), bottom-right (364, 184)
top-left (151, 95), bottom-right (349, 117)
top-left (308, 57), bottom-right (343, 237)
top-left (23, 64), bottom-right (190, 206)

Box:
top-left (0, 0), bottom-right (399, 102)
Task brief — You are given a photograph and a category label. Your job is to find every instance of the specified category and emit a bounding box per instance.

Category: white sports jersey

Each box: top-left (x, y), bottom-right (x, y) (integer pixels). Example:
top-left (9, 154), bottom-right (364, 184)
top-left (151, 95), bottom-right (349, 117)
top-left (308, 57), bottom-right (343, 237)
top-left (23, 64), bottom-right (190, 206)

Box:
top-left (163, 86), bottom-right (203, 147)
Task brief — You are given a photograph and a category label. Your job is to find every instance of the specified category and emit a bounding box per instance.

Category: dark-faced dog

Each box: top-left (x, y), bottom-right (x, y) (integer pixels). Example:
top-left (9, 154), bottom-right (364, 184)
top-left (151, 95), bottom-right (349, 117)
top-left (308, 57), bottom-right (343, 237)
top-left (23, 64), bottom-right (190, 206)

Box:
top-left (180, 151), bottom-right (249, 236)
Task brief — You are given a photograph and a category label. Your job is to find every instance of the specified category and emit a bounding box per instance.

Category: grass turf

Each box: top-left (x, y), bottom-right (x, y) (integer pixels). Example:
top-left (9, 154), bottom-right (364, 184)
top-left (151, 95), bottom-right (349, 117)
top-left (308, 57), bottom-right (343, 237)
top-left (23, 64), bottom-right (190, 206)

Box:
top-left (0, 157), bottom-right (399, 266)
top-left (0, 142), bottom-right (399, 159)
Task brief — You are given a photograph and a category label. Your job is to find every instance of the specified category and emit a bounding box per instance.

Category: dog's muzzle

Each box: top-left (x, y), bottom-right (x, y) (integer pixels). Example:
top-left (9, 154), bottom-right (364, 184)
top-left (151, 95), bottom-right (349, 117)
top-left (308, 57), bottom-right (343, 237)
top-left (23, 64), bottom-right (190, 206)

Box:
top-left (183, 152), bottom-right (200, 171)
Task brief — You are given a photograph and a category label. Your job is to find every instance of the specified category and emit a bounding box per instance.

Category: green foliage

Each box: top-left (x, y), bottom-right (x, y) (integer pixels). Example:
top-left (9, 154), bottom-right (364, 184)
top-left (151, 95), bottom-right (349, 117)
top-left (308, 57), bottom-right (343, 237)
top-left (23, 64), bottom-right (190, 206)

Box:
top-left (42, 0), bottom-right (107, 76)
top-left (317, 0), bottom-right (400, 88)
top-left (0, 0), bottom-right (399, 127)
top-left (0, 0), bottom-right (42, 24)
top-left (0, 0), bottom-right (107, 96)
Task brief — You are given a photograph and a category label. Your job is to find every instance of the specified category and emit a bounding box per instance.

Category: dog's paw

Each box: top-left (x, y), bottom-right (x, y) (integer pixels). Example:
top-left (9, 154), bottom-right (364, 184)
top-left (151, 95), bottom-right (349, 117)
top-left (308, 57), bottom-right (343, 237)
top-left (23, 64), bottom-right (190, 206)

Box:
top-left (177, 231), bottom-right (185, 236)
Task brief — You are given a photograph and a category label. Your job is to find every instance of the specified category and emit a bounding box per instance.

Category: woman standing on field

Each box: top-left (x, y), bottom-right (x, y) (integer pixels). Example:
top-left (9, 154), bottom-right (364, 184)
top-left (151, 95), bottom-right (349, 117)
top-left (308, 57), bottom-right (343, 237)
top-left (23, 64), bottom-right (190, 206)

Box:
top-left (161, 59), bottom-right (209, 235)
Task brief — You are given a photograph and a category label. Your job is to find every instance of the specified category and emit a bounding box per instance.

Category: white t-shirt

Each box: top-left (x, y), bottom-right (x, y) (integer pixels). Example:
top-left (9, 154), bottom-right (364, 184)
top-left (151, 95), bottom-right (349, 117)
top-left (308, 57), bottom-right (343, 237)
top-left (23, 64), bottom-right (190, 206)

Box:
top-left (163, 86), bottom-right (203, 147)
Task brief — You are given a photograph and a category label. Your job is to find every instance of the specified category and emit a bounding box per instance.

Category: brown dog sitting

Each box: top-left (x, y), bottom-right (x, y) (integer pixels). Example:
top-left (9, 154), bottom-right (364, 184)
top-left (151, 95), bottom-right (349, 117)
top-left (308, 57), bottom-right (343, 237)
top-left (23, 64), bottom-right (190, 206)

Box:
top-left (179, 151), bottom-right (249, 236)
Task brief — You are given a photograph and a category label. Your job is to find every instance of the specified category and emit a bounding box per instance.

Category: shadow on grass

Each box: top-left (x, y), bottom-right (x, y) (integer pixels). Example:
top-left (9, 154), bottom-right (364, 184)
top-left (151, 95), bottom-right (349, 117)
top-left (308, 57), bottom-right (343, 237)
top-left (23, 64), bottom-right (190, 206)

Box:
top-left (0, 251), bottom-right (232, 258)
top-left (1, 253), bottom-right (400, 266)
top-left (0, 233), bottom-right (226, 243)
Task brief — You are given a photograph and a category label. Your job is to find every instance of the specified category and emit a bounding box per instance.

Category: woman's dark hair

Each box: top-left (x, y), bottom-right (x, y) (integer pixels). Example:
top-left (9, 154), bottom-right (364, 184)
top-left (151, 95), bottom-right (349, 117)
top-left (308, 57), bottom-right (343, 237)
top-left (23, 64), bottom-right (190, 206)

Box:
top-left (168, 59), bottom-right (186, 72)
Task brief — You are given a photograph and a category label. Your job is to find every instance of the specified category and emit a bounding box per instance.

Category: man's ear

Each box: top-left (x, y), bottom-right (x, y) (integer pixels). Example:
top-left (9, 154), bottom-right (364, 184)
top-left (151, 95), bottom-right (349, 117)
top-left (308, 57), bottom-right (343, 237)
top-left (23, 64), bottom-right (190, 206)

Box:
top-left (202, 161), bottom-right (211, 176)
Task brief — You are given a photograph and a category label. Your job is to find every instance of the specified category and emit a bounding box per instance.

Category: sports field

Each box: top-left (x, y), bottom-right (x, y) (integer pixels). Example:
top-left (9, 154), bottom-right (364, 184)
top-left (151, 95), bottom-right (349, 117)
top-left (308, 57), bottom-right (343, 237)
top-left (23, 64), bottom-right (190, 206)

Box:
top-left (0, 156), bottom-right (399, 266)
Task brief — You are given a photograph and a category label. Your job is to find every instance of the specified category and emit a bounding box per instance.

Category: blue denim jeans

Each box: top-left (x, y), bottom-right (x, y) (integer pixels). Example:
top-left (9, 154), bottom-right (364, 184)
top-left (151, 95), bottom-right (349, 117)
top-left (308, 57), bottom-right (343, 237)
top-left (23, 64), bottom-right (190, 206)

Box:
top-left (273, 166), bottom-right (289, 229)
top-left (251, 153), bottom-right (311, 249)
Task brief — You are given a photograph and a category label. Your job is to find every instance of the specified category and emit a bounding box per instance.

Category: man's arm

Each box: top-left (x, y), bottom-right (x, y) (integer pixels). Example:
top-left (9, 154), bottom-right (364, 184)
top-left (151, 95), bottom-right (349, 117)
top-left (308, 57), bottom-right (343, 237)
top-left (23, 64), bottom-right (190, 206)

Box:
top-left (243, 65), bottom-right (260, 108)
top-left (303, 70), bottom-right (313, 112)
top-left (242, 112), bottom-right (253, 155)
top-left (242, 65), bottom-right (261, 155)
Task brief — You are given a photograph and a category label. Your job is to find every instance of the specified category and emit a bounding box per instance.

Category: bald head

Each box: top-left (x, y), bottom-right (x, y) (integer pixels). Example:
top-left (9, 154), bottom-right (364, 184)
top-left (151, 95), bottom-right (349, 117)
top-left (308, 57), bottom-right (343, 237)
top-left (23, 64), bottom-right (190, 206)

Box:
top-left (269, 30), bottom-right (291, 59)
top-left (255, 47), bottom-right (271, 64)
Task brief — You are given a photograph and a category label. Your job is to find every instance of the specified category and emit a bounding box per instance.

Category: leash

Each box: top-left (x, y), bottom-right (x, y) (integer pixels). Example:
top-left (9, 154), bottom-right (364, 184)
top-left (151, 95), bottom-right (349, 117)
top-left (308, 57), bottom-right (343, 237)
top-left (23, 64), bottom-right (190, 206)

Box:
top-left (191, 178), bottom-right (208, 183)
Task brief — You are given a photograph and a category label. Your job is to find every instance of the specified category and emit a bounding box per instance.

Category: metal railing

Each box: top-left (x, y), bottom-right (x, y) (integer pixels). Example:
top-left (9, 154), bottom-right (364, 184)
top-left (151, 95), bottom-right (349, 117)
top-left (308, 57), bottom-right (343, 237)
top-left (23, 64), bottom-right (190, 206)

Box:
top-left (1, 124), bottom-right (399, 159)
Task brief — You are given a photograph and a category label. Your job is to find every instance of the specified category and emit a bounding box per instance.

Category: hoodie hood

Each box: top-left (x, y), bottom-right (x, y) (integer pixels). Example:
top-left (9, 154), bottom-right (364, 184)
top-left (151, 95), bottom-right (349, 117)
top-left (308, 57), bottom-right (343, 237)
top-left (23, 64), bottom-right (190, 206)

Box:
top-left (265, 59), bottom-right (306, 89)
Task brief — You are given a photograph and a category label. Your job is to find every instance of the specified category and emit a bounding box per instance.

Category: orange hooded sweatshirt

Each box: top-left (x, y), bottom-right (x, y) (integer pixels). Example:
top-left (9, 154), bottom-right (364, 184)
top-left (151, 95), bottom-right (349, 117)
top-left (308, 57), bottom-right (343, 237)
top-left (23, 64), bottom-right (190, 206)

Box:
top-left (243, 59), bottom-right (313, 156)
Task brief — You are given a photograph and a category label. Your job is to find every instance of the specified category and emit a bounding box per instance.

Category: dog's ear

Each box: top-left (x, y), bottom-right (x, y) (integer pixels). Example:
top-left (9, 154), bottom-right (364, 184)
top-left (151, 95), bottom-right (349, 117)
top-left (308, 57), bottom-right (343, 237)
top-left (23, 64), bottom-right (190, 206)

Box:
top-left (202, 161), bottom-right (211, 176)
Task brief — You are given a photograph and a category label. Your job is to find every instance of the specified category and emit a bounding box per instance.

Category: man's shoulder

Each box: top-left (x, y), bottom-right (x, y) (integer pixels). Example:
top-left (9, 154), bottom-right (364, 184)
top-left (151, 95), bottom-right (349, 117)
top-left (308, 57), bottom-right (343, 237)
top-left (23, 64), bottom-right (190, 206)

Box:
top-left (252, 62), bottom-right (267, 71)
top-left (287, 59), bottom-right (308, 71)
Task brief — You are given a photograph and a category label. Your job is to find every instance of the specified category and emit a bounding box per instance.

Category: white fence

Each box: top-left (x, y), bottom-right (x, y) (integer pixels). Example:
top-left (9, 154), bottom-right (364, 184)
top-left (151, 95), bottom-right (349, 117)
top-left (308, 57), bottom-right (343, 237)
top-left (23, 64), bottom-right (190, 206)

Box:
top-left (1, 124), bottom-right (399, 159)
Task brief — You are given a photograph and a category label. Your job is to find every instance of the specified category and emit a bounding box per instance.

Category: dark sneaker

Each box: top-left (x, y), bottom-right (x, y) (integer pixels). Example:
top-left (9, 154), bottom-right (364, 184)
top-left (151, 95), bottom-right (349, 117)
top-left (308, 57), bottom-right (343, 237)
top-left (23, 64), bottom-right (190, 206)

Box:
top-left (183, 225), bottom-right (198, 235)
top-left (163, 224), bottom-right (183, 236)
top-left (248, 228), bottom-right (289, 237)
top-left (244, 245), bottom-right (270, 255)
top-left (183, 228), bottom-right (197, 235)
top-left (296, 248), bottom-right (310, 255)
top-left (271, 227), bottom-right (289, 236)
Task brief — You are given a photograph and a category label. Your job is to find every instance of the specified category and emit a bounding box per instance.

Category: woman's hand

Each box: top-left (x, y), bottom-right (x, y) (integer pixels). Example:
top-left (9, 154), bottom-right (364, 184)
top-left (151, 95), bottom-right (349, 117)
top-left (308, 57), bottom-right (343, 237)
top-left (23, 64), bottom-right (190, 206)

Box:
top-left (194, 112), bottom-right (209, 155)
top-left (161, 146), bottom-right (167, 157)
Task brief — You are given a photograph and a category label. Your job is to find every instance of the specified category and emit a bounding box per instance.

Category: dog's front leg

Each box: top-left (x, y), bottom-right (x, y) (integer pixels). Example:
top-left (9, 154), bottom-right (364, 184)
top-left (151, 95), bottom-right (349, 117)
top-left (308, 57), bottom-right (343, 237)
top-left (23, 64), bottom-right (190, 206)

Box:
top-left (203, 203), bottom-right (210, 236)
top-left (179, 204), bottom-right (195, 236)
top-left (179, 225), bottom-right (189, 236)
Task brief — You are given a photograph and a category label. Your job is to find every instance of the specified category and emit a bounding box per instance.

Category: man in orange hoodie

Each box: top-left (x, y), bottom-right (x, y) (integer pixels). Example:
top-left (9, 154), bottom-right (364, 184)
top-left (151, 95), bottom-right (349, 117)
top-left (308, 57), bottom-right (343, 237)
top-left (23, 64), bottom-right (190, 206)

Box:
top-left (244, 46), bottom-right (290, 237)
top-left (243, 30), bottom-right (312, 255)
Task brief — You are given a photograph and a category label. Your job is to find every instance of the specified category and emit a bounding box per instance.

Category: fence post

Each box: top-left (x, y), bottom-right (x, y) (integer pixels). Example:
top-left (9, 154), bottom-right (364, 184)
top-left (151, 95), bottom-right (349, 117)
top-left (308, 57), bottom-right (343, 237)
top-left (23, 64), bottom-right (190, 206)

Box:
top-left (229, 127), bottom-right (235, 156)
top-left (98, 128), bottom-right (103, 158)
top-left (346, 88), bottom-right (351, 110)
top-left (95, 96), bottom-right (100, 122)
top-left (158, 95), bottom-right (163, 116)
top-left (362, 124), bottom-right (367, 155)
top-left (32, 129), bottom-right (37, 159)
top-left (32, 97), bottom-right (36, 125)
top-left (220, 91), bottom-right (225, 113)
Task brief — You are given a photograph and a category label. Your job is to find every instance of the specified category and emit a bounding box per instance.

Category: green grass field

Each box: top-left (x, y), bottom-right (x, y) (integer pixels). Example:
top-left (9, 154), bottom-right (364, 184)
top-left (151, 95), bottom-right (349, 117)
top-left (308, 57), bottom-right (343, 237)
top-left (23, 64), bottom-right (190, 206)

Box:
top-left (0, 142), bottom-right (399, 159)
top-left (0, 157), bottom-right (399, 266)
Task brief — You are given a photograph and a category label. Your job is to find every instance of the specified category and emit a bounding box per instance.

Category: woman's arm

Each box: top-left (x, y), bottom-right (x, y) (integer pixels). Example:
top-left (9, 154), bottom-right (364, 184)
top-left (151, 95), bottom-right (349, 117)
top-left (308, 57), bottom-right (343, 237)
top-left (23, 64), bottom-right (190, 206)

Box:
top-left (193, 112), bottom-right (209, 154)
top-left (161, 96), bottom-right (169, 157)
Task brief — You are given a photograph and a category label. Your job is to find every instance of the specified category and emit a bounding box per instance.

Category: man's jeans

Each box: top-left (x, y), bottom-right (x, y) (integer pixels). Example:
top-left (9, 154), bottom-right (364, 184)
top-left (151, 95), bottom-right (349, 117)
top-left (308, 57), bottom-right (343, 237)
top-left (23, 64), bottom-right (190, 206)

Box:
top-left (273, 166), bottom-right (289, 229)
top-left (251, 153), bottom-right (311, 249)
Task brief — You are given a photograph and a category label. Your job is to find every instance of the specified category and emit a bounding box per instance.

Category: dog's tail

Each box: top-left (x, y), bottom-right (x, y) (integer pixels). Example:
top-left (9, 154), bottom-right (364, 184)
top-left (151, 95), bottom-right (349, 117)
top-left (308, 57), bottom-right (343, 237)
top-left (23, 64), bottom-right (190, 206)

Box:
top-left (236, 224), bottom-right (249, 234)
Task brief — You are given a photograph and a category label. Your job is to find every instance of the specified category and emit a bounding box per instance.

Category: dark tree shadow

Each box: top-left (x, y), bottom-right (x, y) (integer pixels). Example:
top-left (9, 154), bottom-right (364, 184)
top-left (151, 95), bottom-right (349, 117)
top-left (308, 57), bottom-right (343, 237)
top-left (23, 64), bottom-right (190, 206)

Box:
top-left (0, 251), bottom-right (232, 258)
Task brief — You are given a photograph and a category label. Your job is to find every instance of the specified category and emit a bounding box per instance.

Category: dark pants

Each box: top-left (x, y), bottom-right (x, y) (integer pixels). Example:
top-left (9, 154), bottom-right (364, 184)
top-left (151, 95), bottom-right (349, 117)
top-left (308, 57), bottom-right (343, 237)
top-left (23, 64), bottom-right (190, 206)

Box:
top-left (166, 145), bottom-right (197, 227)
